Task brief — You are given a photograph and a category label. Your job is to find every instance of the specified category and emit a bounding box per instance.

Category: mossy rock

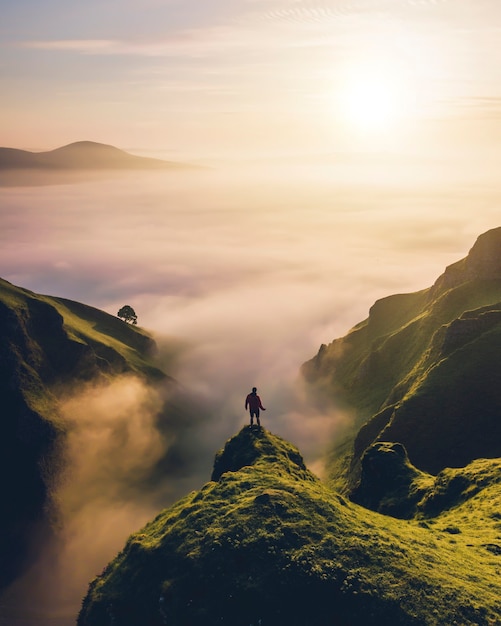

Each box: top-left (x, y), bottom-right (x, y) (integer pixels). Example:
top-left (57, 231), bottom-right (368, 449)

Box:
top-left (350, 442), bottom-right (433, 518)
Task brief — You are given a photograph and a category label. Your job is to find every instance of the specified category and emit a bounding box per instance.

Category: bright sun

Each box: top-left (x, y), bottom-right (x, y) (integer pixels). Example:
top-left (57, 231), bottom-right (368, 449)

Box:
top-left (337, 60), bottom-right (415, 134)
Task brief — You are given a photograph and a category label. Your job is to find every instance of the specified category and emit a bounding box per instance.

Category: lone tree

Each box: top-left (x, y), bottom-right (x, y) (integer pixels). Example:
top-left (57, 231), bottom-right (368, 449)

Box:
top-left (117, 305), bottom-right (138, 325)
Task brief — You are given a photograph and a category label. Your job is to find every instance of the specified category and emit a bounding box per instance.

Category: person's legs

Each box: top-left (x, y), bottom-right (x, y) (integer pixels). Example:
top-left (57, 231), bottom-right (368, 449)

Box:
top-left (250, 409), bottom-right (259, 427)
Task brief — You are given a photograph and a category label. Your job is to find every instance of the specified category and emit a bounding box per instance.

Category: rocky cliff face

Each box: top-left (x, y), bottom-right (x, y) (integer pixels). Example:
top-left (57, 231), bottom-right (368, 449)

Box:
top-left (302, 227), bottom-right (501, 490)
top-left (430, 226), bottom-right (501, 296)
top-left (77, 427), bottom-right (501, 626)
top-left (0, 278), bottom-right (166, 591)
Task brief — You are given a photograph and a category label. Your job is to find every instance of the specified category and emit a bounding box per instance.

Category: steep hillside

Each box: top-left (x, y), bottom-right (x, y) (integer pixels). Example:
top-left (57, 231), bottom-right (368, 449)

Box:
top-left (0, 277), bottom-right (169, 591)
top-left (78, 428), bottom-right (501, 626)
top-left (302, 227), bottom-right (501, 491)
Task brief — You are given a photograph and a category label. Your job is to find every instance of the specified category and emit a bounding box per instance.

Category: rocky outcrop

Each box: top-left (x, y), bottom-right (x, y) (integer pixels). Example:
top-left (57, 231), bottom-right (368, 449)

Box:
top-left (351, 442), bottom-right (431, 518)
top-left (211, 425), bottom-right (307, 481)
top-left (440, 306), bottom-right (501, 355)
top-left (430, 226), bottom-right (501, 297)
top-left (353, 442), bottom-right (501, 523)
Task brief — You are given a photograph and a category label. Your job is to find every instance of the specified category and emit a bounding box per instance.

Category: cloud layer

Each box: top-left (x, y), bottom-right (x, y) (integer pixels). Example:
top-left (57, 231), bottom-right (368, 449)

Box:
top-left (1, 161), bottom-right (500, 624)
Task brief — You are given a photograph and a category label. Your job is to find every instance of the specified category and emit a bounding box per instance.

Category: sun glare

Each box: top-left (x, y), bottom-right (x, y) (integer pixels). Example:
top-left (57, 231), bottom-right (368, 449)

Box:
top-left (336, 60), bottom-right (416, 134)
top-left (342, 78), bottom-right (398, 130)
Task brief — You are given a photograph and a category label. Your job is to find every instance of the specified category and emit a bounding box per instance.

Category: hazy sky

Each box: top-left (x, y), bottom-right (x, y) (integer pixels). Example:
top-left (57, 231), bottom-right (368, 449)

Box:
top-left (2, 0), bottom-right (501, 159)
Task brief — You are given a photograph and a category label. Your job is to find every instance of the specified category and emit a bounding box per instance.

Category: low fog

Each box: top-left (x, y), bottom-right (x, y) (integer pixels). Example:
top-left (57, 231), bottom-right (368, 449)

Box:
top-left (1, 158), bottom-right (500, 624)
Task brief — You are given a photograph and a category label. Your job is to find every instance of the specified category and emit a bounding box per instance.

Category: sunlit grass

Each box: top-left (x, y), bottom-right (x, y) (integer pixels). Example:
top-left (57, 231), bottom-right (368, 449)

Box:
top-left (0, 277), bottom-right (167, 434)
top-left (303, 273), bottom-right (501, 487)
top-left (79, 428), bottom-right (501, 626)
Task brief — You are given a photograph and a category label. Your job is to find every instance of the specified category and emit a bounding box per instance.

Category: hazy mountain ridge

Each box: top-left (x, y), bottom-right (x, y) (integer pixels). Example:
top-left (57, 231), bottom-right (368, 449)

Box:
top-left (77, 428), bottom-right (501, 626)
top-left (0, 277), bottom-right (169, 591)
top-left (0, 141), bottom-right (194, 171)
top-left (302, 227), bottom-right (501, 492)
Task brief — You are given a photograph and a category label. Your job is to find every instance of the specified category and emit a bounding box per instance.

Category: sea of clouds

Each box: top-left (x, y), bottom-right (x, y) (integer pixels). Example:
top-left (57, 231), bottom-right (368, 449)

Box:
top-left (1, 159), bottom-right (500, 624)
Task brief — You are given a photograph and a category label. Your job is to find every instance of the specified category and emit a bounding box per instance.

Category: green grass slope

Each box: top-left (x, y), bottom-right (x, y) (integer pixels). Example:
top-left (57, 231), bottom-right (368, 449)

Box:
top-left (78, 428), bottom-right (501, 626)
top-left (0, 277), bottom-right (168, 590)
top-left (0, 276), bottom-right (165, 386)
top-left (302, 227), bottom-right (501, 491)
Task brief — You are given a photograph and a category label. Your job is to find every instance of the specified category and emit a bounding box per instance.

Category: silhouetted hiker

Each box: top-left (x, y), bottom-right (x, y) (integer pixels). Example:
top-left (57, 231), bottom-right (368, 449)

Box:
top-left (245, 387), bottom-right (266, 427)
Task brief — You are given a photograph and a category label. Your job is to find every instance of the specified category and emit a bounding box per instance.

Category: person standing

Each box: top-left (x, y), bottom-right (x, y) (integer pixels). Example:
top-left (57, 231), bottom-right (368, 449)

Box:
top-left (245, 387), bottom-right (266, 427)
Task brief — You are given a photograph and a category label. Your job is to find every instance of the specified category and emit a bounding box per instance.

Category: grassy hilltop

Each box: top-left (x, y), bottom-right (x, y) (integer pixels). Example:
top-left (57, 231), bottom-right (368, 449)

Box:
top-left (78, 427), bottom-right (501, 626)
top-left (0, 277), bottom-right (169, 591)
top-left (302, 227), bottom-right (501, 492)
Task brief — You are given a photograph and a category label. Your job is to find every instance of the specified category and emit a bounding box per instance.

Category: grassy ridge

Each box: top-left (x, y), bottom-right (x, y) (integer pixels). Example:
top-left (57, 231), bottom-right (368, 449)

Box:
top-left (302, 229), bottom-right (501, 491)
top-left (0, 277), bottom-right (165, 390)
top-left (78, 428), bottom-right (501, 626)
top-left (0, 277), bottom-right (168, 591)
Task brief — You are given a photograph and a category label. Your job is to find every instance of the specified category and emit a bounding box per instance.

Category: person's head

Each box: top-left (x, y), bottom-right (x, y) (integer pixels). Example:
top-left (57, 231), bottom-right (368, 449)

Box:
top-left (252, 387), bottom-right (257, 393)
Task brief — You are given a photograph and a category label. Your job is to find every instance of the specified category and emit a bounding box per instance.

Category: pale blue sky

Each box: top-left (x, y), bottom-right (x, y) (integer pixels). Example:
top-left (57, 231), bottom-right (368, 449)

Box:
top-left (2, 0), bottom-right (501, 158)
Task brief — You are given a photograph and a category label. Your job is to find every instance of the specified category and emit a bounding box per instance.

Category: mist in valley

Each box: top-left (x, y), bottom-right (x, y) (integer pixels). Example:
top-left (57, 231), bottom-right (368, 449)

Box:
top-left (1, 158), bottom-right (500, 624)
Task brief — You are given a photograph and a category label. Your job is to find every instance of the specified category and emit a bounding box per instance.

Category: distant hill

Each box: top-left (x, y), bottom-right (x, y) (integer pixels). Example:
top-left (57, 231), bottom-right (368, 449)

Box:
top-left (78, 427), bottom-right (501, 626)
top-left (0, 141), bottom-right (196, 171)
top-left (0, 277), bottom-right (172, 592)
top-left (302, 226), bottom-right (501, 492)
